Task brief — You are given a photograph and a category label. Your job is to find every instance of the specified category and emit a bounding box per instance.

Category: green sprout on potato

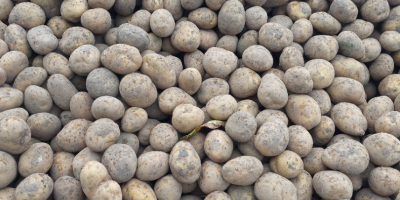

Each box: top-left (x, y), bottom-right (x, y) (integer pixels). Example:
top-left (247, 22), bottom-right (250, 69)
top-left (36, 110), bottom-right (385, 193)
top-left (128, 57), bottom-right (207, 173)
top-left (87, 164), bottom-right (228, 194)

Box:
top-left (181, 120), bottom-right (226, 140)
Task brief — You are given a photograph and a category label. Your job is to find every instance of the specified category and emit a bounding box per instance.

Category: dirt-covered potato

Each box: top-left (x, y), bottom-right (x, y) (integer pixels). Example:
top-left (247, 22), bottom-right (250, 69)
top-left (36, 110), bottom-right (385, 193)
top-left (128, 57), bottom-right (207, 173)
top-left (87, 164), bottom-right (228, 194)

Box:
top-left (198, 160), bottom-right (230, 194)
top-left (254, 119), bottom-right (289, 157)
top-left (225, 111), bottom-right (257, 143)
top-left (303, 148), bottom-right (328, 175)
top-left (158, 87), bottom-right (196, 114)
top-left (304, 35), bottom-right (338, 61)
top-left (0, 51), bottom-right (29, 84)
top-left (220, 156), bottom-right (263, 186)
top-left (355, 188), bottom-right (391, 200)
top-left (286, 1), bottom-right (312, 21)
top-left (0, 108), bottom-right (28, 122)
top-left (141, 53), bottom-right (176, 89)
top-left (68, 44), bottom-right (100, 76)
top-left (80, 8), bottom-right (112, 34)
top-left (50, 152), bottom-right (75, 181)
top-left (330, 102), bottom-right (367, 136)
top-left (342, 19), bottom-right (374, 40)
top-left (313, 171), bottom-right (353, 199)
top-left (255, 172), bottom-right (297, 200)
top-left (0, 0), bottom-right (13, 21)
top-left (245, 6), bottom-right (268, 31)
top-left (375, 111), bottom-right (400, 137)
top-left (56, 119), bottom-right (91, 153)
top-left (236, 30), bottom-right (258, 57)
top-left (256, 109), bottom-right (288, 128)
top-left (169, 141), bottom-right (201, 184)
top-left (117, 23), bottom-right (149, 52)
top-left (15, 173), bottom-right (54, 200)
top-left (13, 66), bottom-right (47, 93)
top-left (164, 0), bottom-right (183, 20)
top-left (235, 99), bottom-right (259, 118)
top-left (327, 77), bottom-right (366, 105)
top-left (54, 176), bottom-right (85, 200)
top-left (379, 31), bottom-right (400, 52)
top-left (291, 19), bottom-right (313, 43)
top-left (285, 94), bottom-right (321, 130)
top-left (171, 104), bottom-right (204, 133)
top-left (303, 59), bottom-right (334, 90)
top-left (85, 118), bottom-right (120, 152)
top-left (69, 92), bottom-right (94, 121)
top-left (258, 22), bottom-right (293, 52)
top-left (149, 123), bottom-right (178, 152)
top-left (337, 31), bottom-right (365, 59)
top-left (86, 69), bottom-right (118, 99)
top-left (0, 117), bottom-right (31, 154)
top-left (368, 167), bottom-right (400, 197)
top-left (379, 74), bottom-right (400, 100)
top-left (122, 178), bottom-right (156, 200)
top-left (47, 74), bottom-right (78, 111)
top-left (149, 9), bottom-right (175, 37)
top-left (72, 147), bottom-right (101, 180)
top-left (359, 38), bottom-right (382, 63)
top-left (361, 0), bottom-right (390, 23)
top-left (187, 7), bottom-right (217, 30)
top-left (323, 139), bottom-right (369, 174)
top-left (309, 116), bottom-right (334, 146)
top-left (0, 151), bottom-right (17, 189)
top-left (120, 107), bottom-right (147, 133)
top-left (154, 174), bottom-right (183, 200)
top-left (198, 29), bottom-right (218, 51)
top-left (217, 0), bottom-right (245, 35)
top-left (42, 52), bottom-right (74, 79)
top-left (60, 0), bottom-right (88, 22)
top-left (363, 132), bottom-right (400, 166)
top-left (91, 96), bottom-right (125, 120)
top-left (369, 54), bottom-right (394, 81)
top-left (309, 12), bottom-right (341, 35)
top-left (8, 2), bottom-right (45, 29)
top-left (202, 47), bottom-right (238, 78)
top-left (101, 144), bottom-right (137, 183)
top-left (204, 130), bottom-right (233, 163)
top-left (178, 68), bottom-right (202, 95)
top-left (308, 90), bottom-right (331, 115)
top-left (287, 125), bottom-right (313, 157)
top-left (4, 24), bottom-right (32, 58)
top-left (27, 25), bottom-right (58, 55)
top-left (365, 96), bottom-right (394, 131)
top-left (283, 67), bottom-right (313, 93)
top-left (129, 9), bottom-right (151, 32)
top-left (268, 15), bottom-right (293, 29)
top-left (206, 94), bottom-right (237, 120)
top-left (18, 142), bottom-right (53, 177)
top-left (47, 16), bottom-right (73, 39)
top-left (171, 21), bottom-right (200, 52)
top-left (24, 86), bottom-right (52, 114)
top-left (258, 74), bottom-right (288, 109)
top-left (270, 150), bottom-right (304, 179)
top-left (59, 27), bottom-right (95, 56)
top-left (119, 73), bottom-right (157, 108)
top-left (329, 0), bottom-right (358, 23)
top-left (242, 45), bottom-right (273, 72)
top-left (330, 55), bottom-right (370, 85)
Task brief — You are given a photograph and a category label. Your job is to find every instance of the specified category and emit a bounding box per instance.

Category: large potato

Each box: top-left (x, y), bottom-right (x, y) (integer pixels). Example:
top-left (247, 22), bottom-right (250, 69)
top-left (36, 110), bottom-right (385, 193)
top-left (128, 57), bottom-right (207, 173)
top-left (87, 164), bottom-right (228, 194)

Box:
top-left (363, 133), bottom-right (400, 166)
top-left (169, 141), bottom-right (201, 184)
top-left (102, 144), bottom-right (137, 183)
top-left (119, 73), bottom-right (158, 108)
top-left (258, 74), bottom-right (288, 109)
top-left (312, 171), bottom-right (353, 199)
top-left (0, 117), bottom-right (31, 154)
top-left (304, 60), bottom-right (335, 88)
top-left (56, 119), bottom-right (91, 153)
top-left (254, 119), bottom-right (289, 157)
top-left (15, 173), bottom-right (54, 200)
top-left (54, 176), bottom-right (85, 200)
top-left (258, 22), bottom-right (293, 52)
top-left (85, 118), bottom-right (120, 152)
top-left (368, 167), bottom-right (400, 197)
top-left (285, 94), bottom-right (321, 130)
top-left (171, 21), bottom-right (200, 52)
top-left (0, 151), bottom-right (17, 189)
top-left (59, 27), bottom-right (95, 55)
top-left (101, 44), bottom-right (142, 75)
top-left (8, 2), bottom-right (46, 29)
top-left (254, 172), bottom-right (297, 200)
top-left (18, 143), bottom-right (53, 177)
top-left (218, 0), bottom-right (245, 35)
top-left (198, 160), bottom-right (230, 194)
top-left (331, 102), bottom-right (368, 136)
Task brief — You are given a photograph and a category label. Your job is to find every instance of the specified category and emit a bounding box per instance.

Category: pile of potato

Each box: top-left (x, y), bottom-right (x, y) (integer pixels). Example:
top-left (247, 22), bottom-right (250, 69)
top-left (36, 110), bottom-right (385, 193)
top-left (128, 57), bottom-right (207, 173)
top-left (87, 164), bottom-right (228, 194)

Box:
top-left (1, 0), bottom-right (400, 199)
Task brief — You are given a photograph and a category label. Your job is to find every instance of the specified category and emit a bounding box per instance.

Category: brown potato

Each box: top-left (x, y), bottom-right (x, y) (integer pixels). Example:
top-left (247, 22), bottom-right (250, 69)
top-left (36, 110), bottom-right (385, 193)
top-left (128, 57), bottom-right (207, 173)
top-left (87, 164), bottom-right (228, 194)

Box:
top-left (59, 27), bottom-right (95, 55)
top-left (15, 173), bottom-right (54, 200)
top-left (258, 74), bottom-right (289, 109)
top-left (218, 0), bottom-right (245, 35)
top-left (326, 77), bottom-right (366, 105)
top-left (199, 160), bottom-right (230, 194)
top-left (312, 171), bottom-right (353, 199)
top-left (304, 35), bottom-right (339, 61)
top-left (8, 2), bottom-right (46, 29)
top-left (0, 117), bottom-right (31, 154)
top-left (171, 21), bottom-right (200, 52)
top-left (309, 12), bottom-right (341, 35)
top-left (285, 94), bottom-right (321, 130)
top-left (0, 151), bottom-right (17, 189)
top-left (255, 172), bottom-right (297, 200)
top-left (258, 22), bottom-right (293, 52)
top-left (254, 119), bottom-right (289, 157)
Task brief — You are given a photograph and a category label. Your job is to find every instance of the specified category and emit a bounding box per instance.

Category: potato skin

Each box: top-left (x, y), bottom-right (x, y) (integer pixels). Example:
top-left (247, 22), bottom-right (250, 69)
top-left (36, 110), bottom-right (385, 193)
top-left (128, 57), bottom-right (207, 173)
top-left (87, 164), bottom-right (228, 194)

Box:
top-left (198, 160), bottom-right (230, 194)
top-left (254, 119), bottom-right (289, 157)
top-left (258, 23), bottom-right (293, 52)
top-left (18, 143), bottom-right (53, 177)
top-left (102, 144), bottom-right (137, 183)
top-left (368, 167), bottom-right (400, 197)
top-left (0, 151), bottom-right (17, 189)
top-left (258, 74), bottom-right (288, 109)
top-left (254, 172), bottom-right (297, 200)
top-left (122, 178), bottom-right (156, 200)
top-left (85, 118), bottom-right (120, 152)
top-left (285, 94), bottom-right (321, 130)
top-left (312, 171), bottom-right (353, 199)
top-left (222, 156), bottom-right (263, 186)
top-left (0, 117), bottom-right (31, 155)
top-left (331, 102), bottom-right (367, 136)
top-left (326, 77), bottom-right (366, 105)
top-left (363, 133), bottom-right (400, 166)
top-left (59, 27), bottom-right (95, 55)
top-left (0, 87), bottom-right (24, 112)
top-left (304, 35), bottom-right (339, 61)
top-left (169, 141), bottom-right (201, 184)
top-left (15, 173), bottom-right (54, 200)
top-left (8, 2), bottom-right (46, 29)
top-left (0, 51), bottom-right (29, 84)
top-left (54, 176), bottom-right (85, 200)
top-left (119, 73), bottom-right (158, 108)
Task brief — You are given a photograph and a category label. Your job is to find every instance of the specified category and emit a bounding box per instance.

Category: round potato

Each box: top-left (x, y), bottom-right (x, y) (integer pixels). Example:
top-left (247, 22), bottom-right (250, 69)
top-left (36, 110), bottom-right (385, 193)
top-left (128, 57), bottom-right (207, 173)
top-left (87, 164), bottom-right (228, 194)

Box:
top-left (154, 174), bottom-right (183, 200)
top-left (122, 178), bottom-right (156, 200)
top-left (258, 22), bottom-right (293, 52)
top-left (169, 141), bottom-right (201, 184)
top-left (331, 102), bottom-right (368, 136)
top-left (368, 167), bottom-right (400, 197)
top-left (69, 44), bottom-right (100, 76)
top-left (8, 2), bottom-right (46, 29)
top-left (85, 118), bottom-right (120, 152)
top-left (313, 171), bottom-right (353, 199)
top-left (119, 73), bottom-right (158, 108)
top-left (270, 150), bottom-right (304, 179)
top-left (150, 9), bottom-right (175, 37)
top-left (285, 94), bottom-right (321, 130)
top-left (0, 117), bottom-right (31, 154)
top-left (218, 0), bottom-right (245, 35)
top-left (304, 35), bottom-right (339, 61)
top-left (91, 96), bottom-right (125, 120)
top-left (56, 119), bottom-right (91, 153)
top-left (50, 152), bottom-right (75, 181)
top-left (254, 119), bottom-right (289, 157)
top-left (363, 132), bottom-right (400, 166)
top-left (309, 12), bottom-right (341, 35)
top-left (59, 27), bottom-right (95, 55)
top-left (54, 176), bottom-right (85, 200)
top-left (171, 21), bottom-right (200, 52)
top-left (15, 173), bottom-right (53, 200)
top-left (255, 172), bottom-right (297, 200)
top-left (102, 144), bottom-right (137, 183)
top-left (198, 160), bottom-right (230, 194)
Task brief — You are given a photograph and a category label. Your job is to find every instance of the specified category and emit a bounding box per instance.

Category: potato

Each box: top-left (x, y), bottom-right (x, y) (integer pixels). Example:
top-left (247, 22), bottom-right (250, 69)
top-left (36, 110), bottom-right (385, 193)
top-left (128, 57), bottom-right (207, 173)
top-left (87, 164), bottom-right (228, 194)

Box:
top-left (69, 92), bottom-right (94, 121)
top-left (80, 161), bottom-right (112, 198)
top-left (178, 68), bottom-right (202, 95)
top-left (312, 171), bottom-right (353, 199)
top-left (242, 45), bottom-right (273, 72)
top-left (205, 0), bottom-right (226, 10)
top-left (323, 139), bottom-right (369, 175)
top-left (327, 77), bottom-right (366, 105)
top-left (0, 108), bottom-right (28, 121)
top-left (359, 38), bottom-right (382, 63)
top-left (369, 53), bottom-right (394, 81)
top-left (101, 144), bottom-right (137, 183)
top-left (171, 104), bottom-right (203, 134)
top-left (47, 74), bottom-right (78, 111)
top-left (60, 27), bottom-right (95, 56)
top-left (286, 1), bottom-right (312, 21)
top-left (137, 119), bottom-right (160, 146)
top-left (329, 0), bottom-right (358, 23)
top-left (224, 111), bottom-right (257, 143)
top-left (308, 90), bottom-right (331, 115)
top-left (122, 178), bottom-right (156, 200)
top-left (291, 19), bottom-right (313, 43)
top-left (361, 0), bottom-right (390, 23)
top-left (309, 12), bottom-right (341, 35)
top-left (56, 119), bottom-right (91, 153)
top-left (355, 188), bottom-right (391, 200)
top-left (4, 23), bottom-right (33, 57)
top-left (379, 74), bottom-right (400, 101)
top-left (270, 150), bottom-right (304, 179)
top-left (254, 118), bottom-right (289, 157)
top-left (379, 31), bottom-right (400, 52)
top-left (368, 167), bottom-right (400, 196)
top-left (268, 15), bottom-right (293, 29)
top-left (0, 39), bottom-right (7, 59)
top-left (256, 109), bottom-right (288, 128)
top-left (0, 51), bottom-right (29, 84)
top-left (206, 94), bottom-right (237, 120)
top-left (0, 0), bottom-right (13, 21)
top-left (303, 148), bottom-right (328, 175)
top-left (285, 94), bottom-right (321, 130)
top-left (337, 31), bottom-right (365, 59)
top-left (235, 99), bottom-right (259, 117)
top-left (283, 67), bottom-right (313, 94)
top-left (69, 44), bottom-right (100, 76)
top-left (330, 55), bottom-right (370, 85)
top-left (363, 132), bottom-right (400, 166)
top-left (227, 185), bottom-right (256, 200)
top-left (375, 111), bottom-right (400, 137)
top-left (183, 50), bottom-right (205, 76)
top-left (13, 67), bottom-right (48, 93)
top-left (8, 2), bottom-right (45, 29)
top-left (258, 22), bottom-right (293, 52)
top-left (141, 54), bottom-right (176, 89)
top-left (204, 191), bottom-right (231, 200)
top-left (26, 112), bottom-right (61, 141)
top-left (60, 0), bottom-right (88, 22)
top-left (158, 87), bottom-right (196, 115)
top-left (15, 173), bottom-right (54, 200)
top-left (304, 35), bottom-right (339, 61)
top-left (86, 69), bottom-right (119, 99)
top-left (54, 176), bottom-right (85, 200)
top-left (198, 160), bottom-right (230, 194)
top-left (18, 142), bottom-right (53, 178)
top-left (42, 52), bottom-right (74, 79)
top-left (237, 30), bottom-right (258, 57)
top-left (203, 130), bottom-right (233, 163)
top-left (286, 125), bottom-right (313, 157)
top-left (217, 0), bottom-right (245, 35)
top-left (47, 16), bottom-right (73, 39)
top-left (290, 170), bottom-right (313, 200)
top-left (80, 8), bottom-right (112, 35)
top-left (309, 116), bottom-right (335, 146)
top-left (134, 151), bottom-right (169, 181)
top-left (149, 9), bottom-right (175, 38)
top-left (255, 172), bottom-right (297, 200)
top-left (72, 147), bottom-right (101, 180)
top-left (327, 134), bottom-right (360, 147)
top-left (117, 23), bottom-right (149, 52)
top-left (91, 96), bottom-right (125, 120)
top-left (149, 123), bottom-right (178, 152)
top-left (154, 174), bottom-right (182, 200)
top-left (164, 0), bottom-right (183, 20)
top-left (258, 74), bottom-right (289, 109)
top-left (330, 102), bottom-right (367, 137)
top-left (0, 151), bottom-right (17, 189)
top-left (244, 6), bottom-right (267, 31)
top-left (128, 9), bottom-right (151, 32)
top-left (0, 117), bottom-right (31, 154)
top-left (50, 152), bottom-right (75, 181)
top-left (26, 25), bottom-right (58, 55)
top-left (119, 73), bottom-right (157, 108)
top-left (170, 21), bottom-right (200, 52)
top-left (119, 107), bottom-right (147, 133)
top-left (169, 141), bottom-right (201, 184)
top-left (364, 96), bottom-right (394, 133)
top-left (60, 111), bottom-right (75, 126)
top-left (85, 118), bottom-right (120, 152)
top-left (198, 29), bottom-right (218, 51)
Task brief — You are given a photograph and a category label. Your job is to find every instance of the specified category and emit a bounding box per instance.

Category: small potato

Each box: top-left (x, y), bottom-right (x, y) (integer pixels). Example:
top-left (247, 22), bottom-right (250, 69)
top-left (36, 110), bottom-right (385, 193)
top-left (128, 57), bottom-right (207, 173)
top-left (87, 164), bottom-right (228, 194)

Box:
top-left (171, 21), bottom-right (200, 52)
top-left (270, 150), bottom-right (304, 179)
top-left (178, 68), bottom-right (202, 95)
top-left (196, 78), bottom-right (229, 105)
top-left (204, 130), bottom-right (234, 163)
top-left (310, 116), bottom-right (335, 146)
top-left (117, 23), bottom-right (149, 52)
top-left (304, 35), bottom-right (339, 61)
top-left (217, 0), bottom-right (245, 35)
top-left (0, 51), bottom-right (29, 84)
top-left (69, 44), bottom-right (100, 76)
top-left (47, 16), bottom-right (73, 39)
top-left (304, 59), bottom-right (334, 90)
top-left (258, 74), bottom-right (289, 109)
top-left (283, 67), bottom-right (313, 93)
top-left (4, 24), bottom-right (32, 58)
top-left (8, 2), bottom-right (45, 29)
top-left (331, 102), bottom-right (367, 136)
top-left (0, 117), bottom-right (31, 154)
top-left (235, 99), bottom-right (259, 117)
top-left (312, 171), bottom-right (353, 199)
top-left (287, 125), bottom-right (313, 157)
top-left (308, 89), bottom-right (331, 115)
top-left (291, 19), bottom-right (313, 43)
top-left (222, 156), bottom-right (263, 186)
top-left (91, 96), bottom-right (125, 120)
top-left (290, 170), bottom-right (313, 200)
top-left (158, 87), bottom-right (196, 114)
top-left (242, 45), bottom-right (273, 72)
top-left (72, 147), bottom-right (102, 180)
top-left (47, 74), bottom-right (78, 110)
top-left (254, 119), bottom-right (289, 157)
top-left (337, 31), bottom-right (365, 59)
top-left (56, 119), bottom-right (91, 153)
top-left (101, 44), bottom-right (142, 75)
top-left (198, 29), bottom-right (218, 51)
top-left (268, 15), bottom-right (293, 29)
top-left (27, 25), bottom-right (58, 55)
top-left (85, 118), bottom-right (120, 152)
top-left (169, 141), bottom-right (201, 184)
top-left (330, 55), bottom-right (370, 85)
top-left (172, 104), bottom-right (204, 133)
top-left (342, 19), bottom-right (374, 40)
top-left (15, 173), bottom-right (53, 200)
top-left (13, 67), bottom-right (48, 93)
top-left (150, 9), bottom-right (175, 37)
top-left (86, 68), bottom-right (119, 98)
top-left (329, 0), bottom-right (358, 23)
top-left (369, 53), bottom-right (394, 82)
top-left (285, 94), bottom-right (321, 130)
top-left (255, 172), bottom-right (297, 200)
top-left (326, 77), bottom-right (366, 105)
top-left (279, 46), bottom-right (304, 71)
top-left (50, 152), bottom-right (75, 181)
top-left (206, 94), bottom-right (237, 120)
top-left (18, 143), bottom-right (53, 177)
top-left (54, 176), bottom-right (85, 200)
top-left (309, 12), bottom-right (341, 35)
top-left (121, 107), bottom-right (147, 133)
top-left (375, 111), bottom-right (400, 137)
top-left (119, 73), bottom-right (158, 108)
top-left (43, 52), bottom-right (74, 79)
top-left (122, 178), bottom-right (156, 200)
top-left (363, 133), bottom-right (400, 166)
top-left (0, 151), bottom-right (17, 189)
top-left (141, 54), bottom-right (176, 89)
top-left (286, 1), bottom-right (312, 21)
top-left (303, 148), bottom-right (328, 175)
top-left (258, 22), bottom-right (293, 52)
top-left (81, 8), bottom-right (111, 34)
top-left (245, 6), bottom-right (268, 31)
top-left (225, 110), bottom-right (257, 143)
top-left (199, 160), bottom-right (230, 194)
top-left (368, 167), bottom-right (400, 196)
top-left (59, 27), bottom-right (95, 55)
top-left (361, 0), bottom-right (390, 23)
top-left (323, 139), bottom-right (369, 174)
top-left (379, 31), bottom-right (400, 52)
top-left (237, 30), bottom-right (258, 57)
top-left (202, 47), bottom-right (238, 78)
top-left (102, 144), bottom-right (137, 183)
